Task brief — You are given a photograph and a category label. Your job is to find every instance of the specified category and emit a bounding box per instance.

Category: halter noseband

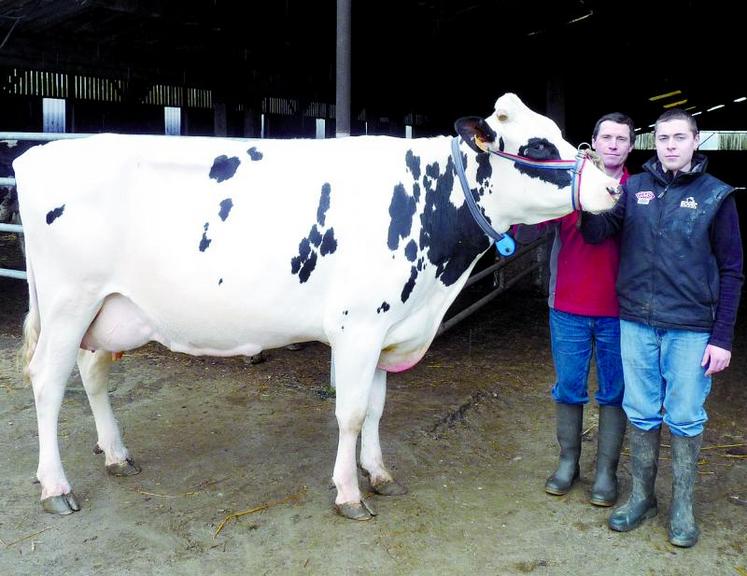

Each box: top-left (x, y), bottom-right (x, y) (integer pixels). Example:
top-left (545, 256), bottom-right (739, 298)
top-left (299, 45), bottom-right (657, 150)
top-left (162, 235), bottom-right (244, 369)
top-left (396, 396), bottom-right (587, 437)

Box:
top-left (452, 137), bottom-right (594, 256)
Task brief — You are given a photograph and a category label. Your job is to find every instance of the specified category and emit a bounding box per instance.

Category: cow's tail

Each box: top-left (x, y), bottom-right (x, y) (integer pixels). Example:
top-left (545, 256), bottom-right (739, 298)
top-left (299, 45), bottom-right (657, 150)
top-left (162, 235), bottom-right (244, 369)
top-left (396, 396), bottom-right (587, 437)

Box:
top-left (19, 260), bottom-right (40, 385)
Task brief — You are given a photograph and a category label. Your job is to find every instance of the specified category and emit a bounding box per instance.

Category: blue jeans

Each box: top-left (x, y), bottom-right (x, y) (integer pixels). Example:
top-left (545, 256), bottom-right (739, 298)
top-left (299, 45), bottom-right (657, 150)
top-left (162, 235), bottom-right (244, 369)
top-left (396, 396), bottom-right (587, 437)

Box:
top-left (619, 319), bottom-right (711, 437)
top-left (549, 309), bottom-right (624, 406)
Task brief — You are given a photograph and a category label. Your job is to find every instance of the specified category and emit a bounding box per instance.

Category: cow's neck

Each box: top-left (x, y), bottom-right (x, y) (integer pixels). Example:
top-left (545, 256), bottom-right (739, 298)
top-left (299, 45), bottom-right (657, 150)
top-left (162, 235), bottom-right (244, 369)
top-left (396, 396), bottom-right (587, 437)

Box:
top-left (416, 149), bottom-right (492, 288)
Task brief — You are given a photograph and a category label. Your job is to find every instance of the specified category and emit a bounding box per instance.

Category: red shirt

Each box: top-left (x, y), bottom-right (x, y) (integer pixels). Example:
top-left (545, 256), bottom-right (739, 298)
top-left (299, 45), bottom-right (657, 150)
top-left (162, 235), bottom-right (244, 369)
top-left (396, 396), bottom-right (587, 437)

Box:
top-left (548, 169), bottom-right (628, 317)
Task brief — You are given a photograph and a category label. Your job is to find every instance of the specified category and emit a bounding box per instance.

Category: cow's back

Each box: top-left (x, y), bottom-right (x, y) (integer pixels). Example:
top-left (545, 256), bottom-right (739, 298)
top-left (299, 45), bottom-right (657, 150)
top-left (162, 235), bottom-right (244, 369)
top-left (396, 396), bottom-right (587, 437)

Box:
top-left (14, 134), bottom-right (462, 354)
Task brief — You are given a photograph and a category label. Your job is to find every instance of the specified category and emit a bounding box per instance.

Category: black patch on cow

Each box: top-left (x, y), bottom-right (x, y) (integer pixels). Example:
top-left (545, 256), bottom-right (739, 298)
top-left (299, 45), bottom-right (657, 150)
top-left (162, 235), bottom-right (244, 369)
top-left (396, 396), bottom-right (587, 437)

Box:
top-left (406, 150), bottom-right (421, 180)
top-left (417, 256), bottom-right (424, 271)
top-left (377, 301), bottom-right (391, 314)
top-left (320, 228), bottom-right (337, 256)
top-left (387, 183), bottom-right (417, 250)
top-left (219, 198), bottom-right (233, 221)
top-left (218, 278), bottom-right (223, 286)
top-left (343, 310), bottom-right (348, 315)
top-left (516, 138), bottom-right (572, 188)
top-left (291, 184), bottom-right (336, 283)
top-left (209, 155), bottom-right (240, 182)
top-left (475, 153), bottom-right (492, 192)
top-left (199, 222), bottom-right (212, 252)
top-left (46, 204), bottom-right (65, 225)
top-left (405, 239), bottom-right (417, 262)
top-left (401, 265), bottom-right (418, 303)
top-left (317, 183), bottom-right (331, 226)
top-left (298, 251), bottom-right (318, 283)
top-left (247, 147), bottom-right (263, 161)
top-left (418, 156), bottom-right (490, 286)
top-left (498, 137), bottom-right (505, 151)
top-left (298, 237), bottom-right (311, 260)
top-left (290, 255), bottom-right (302, 274)
top-left (308, 224), bottom-right (322, 247)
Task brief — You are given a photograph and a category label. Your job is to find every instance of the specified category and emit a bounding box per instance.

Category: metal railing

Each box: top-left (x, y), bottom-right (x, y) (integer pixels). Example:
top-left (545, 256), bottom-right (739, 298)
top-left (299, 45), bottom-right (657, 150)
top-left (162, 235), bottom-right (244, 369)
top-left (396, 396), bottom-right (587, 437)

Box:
top-left (437, 235), bottom-right (548, 336)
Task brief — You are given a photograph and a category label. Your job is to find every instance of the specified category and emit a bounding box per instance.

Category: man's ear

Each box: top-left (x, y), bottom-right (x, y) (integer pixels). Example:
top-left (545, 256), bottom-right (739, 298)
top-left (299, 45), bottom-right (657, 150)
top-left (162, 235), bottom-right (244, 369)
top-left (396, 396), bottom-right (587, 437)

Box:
top-left (454, 116), bottom-right (496, 154)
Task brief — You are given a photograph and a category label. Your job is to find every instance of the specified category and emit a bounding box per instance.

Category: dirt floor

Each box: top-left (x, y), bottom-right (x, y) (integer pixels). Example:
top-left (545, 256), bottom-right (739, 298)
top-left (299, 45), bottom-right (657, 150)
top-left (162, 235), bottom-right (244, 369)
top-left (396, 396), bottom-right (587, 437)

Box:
top-left (0, 246), bottom-right (745, 575)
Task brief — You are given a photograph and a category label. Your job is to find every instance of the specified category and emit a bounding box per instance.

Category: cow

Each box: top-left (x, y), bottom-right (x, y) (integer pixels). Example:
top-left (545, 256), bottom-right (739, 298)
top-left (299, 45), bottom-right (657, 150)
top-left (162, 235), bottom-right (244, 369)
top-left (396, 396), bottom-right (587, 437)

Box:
top-left (15, 93), bottom-right (621, 520)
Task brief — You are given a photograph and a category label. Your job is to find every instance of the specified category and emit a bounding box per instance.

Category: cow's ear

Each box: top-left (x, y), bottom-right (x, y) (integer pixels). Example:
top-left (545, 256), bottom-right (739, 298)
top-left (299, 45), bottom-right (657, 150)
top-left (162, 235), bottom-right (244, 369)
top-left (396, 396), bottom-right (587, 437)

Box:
top-left (454, 116), bottom-right (497, 154)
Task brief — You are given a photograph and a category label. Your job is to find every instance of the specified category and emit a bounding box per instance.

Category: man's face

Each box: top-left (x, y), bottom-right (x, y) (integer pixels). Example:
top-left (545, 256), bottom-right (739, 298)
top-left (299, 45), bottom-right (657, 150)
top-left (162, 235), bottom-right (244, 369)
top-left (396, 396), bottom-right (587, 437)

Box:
top-left (654, 119), bottom-right (699, 173)
top-left (591, 121), bottom-right (633, 174)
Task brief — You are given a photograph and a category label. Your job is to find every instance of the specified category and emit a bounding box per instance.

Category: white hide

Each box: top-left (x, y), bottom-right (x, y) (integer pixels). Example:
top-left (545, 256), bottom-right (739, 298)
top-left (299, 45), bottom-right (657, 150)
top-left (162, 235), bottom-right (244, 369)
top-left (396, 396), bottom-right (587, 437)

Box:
top-left (15, 93), bottom-right (620, 515)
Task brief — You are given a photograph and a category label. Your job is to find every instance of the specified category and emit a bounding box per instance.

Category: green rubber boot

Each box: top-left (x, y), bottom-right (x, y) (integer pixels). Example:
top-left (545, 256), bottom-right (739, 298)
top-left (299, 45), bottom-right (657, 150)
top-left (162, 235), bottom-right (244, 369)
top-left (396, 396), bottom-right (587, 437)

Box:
top-left (590, 405), bottom-right (627, 506)
top-left (545, 403), bottom-right (583, 496)
top-left (608, 426), bottom-right (660, 532)
top-left (668, 433), bottom-right (702, 547)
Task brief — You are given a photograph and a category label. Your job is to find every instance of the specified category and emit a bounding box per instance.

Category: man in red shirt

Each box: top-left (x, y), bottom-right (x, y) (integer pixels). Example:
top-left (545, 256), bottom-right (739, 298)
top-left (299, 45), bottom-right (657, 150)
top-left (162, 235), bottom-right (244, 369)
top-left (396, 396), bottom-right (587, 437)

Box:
top-left (541, 113), bottom-right (635, 506)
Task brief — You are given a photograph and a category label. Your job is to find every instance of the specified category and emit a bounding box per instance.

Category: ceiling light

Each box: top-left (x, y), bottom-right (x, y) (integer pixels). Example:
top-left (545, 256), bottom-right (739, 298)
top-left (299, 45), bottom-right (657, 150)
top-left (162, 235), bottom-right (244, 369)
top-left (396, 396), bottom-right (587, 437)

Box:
top-left (649, 90), bottom-right (682, 102)
top-left (706, 104), bottom-right (725, 112)
top-left (567, 11), bottom-right (593, 24)
top-left (692, 111), bottom-right (702, 116)
top-left (734, 96), bottom-right (746, 103)
top-left (663, 99), bottom-right (688, 109)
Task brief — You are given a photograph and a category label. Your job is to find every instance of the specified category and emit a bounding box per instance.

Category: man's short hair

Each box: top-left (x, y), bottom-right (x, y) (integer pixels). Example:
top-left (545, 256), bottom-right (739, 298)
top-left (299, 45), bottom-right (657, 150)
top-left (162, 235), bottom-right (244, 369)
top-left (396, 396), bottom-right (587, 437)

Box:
top-left (592, 112), bottom-right (636, 146)
top-left (655, 108), bottom-right (698, 136)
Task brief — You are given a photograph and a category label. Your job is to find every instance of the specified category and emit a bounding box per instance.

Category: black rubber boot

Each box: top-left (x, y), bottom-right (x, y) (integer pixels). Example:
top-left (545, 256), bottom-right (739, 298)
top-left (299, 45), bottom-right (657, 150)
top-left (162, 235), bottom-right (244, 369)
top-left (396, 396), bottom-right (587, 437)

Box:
top-left (668, 433), bottom-right (702, 547)
top-left (608, 426), bottom-right (660, 532)
top-left (545, 403), bottom-right (583, 495)
top-left (590, 405), bottom-right (627, 506)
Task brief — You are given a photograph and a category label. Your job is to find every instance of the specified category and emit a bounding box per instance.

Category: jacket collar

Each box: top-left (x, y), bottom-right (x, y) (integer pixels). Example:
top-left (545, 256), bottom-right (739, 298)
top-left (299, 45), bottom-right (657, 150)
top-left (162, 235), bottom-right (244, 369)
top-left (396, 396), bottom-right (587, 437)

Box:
top-left (643, 152), bottom-right (709, 186)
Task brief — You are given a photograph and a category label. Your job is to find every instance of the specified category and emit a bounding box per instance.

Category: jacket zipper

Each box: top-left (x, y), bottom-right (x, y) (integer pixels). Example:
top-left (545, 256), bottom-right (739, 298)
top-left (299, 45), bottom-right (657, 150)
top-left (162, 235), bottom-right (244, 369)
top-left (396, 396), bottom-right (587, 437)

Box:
top-left (650, 183), bottom-right (669, 324)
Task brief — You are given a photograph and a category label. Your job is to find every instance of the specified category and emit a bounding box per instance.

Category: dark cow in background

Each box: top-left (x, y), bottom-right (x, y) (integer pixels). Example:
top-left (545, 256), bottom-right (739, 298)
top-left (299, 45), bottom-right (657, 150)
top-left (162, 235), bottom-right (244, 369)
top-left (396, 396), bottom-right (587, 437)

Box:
top-left (15, 93), bottom-right (621, 520)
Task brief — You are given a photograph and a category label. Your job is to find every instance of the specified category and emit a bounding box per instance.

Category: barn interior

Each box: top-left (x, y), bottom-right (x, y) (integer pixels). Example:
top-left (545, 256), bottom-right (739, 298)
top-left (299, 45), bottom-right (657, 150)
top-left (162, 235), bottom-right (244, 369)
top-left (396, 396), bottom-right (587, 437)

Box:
top-left (0, 0), bottom-right (745, 264)
top-left (0, 0), bottom-right (743, 141)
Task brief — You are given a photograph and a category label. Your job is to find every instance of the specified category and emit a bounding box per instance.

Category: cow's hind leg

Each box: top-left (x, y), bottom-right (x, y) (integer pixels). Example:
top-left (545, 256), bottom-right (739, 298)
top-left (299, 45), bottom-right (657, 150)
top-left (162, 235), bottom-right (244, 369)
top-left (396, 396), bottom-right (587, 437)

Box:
top-left (360, 368), bottom-right (407, 496)
top-left (77, 350), bottom-right (141, 477)
top-left (29, 324), bottom-right (90, 514)
top-left (331, 340), bottom-right (383, 520)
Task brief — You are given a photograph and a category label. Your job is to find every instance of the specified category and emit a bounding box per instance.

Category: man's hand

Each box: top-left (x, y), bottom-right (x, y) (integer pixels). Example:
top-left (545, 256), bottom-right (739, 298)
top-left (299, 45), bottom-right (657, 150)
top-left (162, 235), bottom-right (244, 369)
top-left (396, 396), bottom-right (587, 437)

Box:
top-left (701, 344), bottom-right (731, 376)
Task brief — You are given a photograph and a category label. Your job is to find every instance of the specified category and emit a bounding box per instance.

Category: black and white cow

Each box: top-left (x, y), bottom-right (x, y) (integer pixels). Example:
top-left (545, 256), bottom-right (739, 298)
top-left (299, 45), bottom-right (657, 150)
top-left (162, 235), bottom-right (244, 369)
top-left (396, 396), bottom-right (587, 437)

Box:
top-left (15, 93), bottom-right (621, 520)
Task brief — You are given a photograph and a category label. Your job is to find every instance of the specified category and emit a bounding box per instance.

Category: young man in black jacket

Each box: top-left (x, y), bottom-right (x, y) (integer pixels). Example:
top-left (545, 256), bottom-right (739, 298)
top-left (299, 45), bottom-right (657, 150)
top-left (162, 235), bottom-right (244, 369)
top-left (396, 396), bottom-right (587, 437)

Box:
top-left (581, 108), bottom-right (743, 547)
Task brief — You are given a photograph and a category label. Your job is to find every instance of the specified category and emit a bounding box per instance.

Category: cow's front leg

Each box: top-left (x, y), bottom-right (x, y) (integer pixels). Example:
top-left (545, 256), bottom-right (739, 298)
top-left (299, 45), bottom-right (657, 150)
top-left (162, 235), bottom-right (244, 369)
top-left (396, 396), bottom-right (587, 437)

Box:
top-left (331, 341), bottom-right (380, 521)
top-left (360, 368), bottom-right (407, 496)
top-left (78, 350), bottom-right (140, 477)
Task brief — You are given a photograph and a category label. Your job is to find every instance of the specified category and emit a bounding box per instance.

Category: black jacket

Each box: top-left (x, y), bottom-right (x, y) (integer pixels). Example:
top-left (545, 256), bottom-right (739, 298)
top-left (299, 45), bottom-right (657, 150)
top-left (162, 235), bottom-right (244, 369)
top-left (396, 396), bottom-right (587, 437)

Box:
top-left (582, 154), bottom-right (743, 347)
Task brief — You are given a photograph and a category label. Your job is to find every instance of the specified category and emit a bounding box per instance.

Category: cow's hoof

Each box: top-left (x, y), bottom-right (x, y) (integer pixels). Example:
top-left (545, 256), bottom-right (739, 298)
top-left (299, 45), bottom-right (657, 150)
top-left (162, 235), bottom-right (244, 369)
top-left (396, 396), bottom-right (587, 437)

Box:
top-left (246, 351), bottom-right (266, 365)
top-left (106, 458), bottom-right (142, 477)
top-left (335, 498), bottom-right (377, 521)
top-left (371, 478), bottom-right (408, 496)
top-left (42, 492), bottom-right (80, 515)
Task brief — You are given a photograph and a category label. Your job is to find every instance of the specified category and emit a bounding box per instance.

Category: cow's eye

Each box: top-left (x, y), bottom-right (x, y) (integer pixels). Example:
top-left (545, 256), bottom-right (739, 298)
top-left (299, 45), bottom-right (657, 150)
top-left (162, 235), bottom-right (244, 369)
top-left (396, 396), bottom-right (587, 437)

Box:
top-left (519, 138), bottom-right (559, 161)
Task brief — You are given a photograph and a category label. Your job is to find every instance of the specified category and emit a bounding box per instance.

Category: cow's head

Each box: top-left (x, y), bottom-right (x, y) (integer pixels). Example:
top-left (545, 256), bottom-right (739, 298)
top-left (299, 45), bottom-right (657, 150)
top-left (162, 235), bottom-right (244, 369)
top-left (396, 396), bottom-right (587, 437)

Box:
top-left (455, 93), bottom-right (621, 231)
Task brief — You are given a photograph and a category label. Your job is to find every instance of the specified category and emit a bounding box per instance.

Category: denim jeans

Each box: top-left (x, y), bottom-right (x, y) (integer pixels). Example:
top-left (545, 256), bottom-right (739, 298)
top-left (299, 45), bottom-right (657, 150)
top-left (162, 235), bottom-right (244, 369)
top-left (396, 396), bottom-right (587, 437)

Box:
top-left (549, 309), bottom-right (624, 406)
top-left (619, 319), bottom-right (711, 437)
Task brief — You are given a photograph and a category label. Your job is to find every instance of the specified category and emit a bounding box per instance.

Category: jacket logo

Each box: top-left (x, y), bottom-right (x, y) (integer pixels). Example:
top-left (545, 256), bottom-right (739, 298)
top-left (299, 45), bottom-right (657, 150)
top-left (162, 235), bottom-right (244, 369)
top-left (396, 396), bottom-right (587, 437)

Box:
top-left (636, 191), bottom-right (654, 205)
top-left (680, 196), bottom-right (698, 210)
